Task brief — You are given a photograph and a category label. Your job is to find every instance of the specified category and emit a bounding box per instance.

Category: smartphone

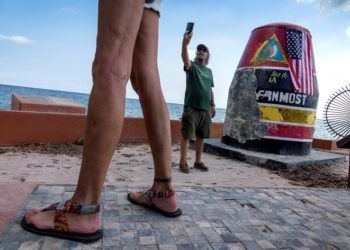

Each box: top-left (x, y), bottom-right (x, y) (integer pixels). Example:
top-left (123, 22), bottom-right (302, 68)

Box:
top-left (185, 22), bottom-right (194, 34)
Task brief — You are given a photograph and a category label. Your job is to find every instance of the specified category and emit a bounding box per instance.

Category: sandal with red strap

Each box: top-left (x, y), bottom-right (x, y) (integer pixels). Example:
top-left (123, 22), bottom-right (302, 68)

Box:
top-left (21, 200), bottom-right (102, 243)
top-left (127, 177), bottom-right (182, 218)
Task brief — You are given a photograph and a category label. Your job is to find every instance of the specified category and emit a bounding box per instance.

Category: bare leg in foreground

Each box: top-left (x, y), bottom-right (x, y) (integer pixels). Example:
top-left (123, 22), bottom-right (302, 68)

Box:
top-left (24, 0), bottom-right (179, 236)
top-left (128, 9), bottom-right (178, 212)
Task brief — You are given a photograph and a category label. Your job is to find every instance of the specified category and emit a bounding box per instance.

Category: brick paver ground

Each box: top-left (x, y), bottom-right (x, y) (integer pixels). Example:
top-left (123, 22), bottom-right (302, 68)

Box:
top-left (1, 185), bottom-right (349, 249)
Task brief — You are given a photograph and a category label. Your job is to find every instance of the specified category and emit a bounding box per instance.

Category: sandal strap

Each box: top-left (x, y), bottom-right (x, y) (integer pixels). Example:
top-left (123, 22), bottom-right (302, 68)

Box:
top-left (145, 188), bottom-right (175, 199)
top-left (54, 210), bottom-right (69, 232)
top-left (154, 177), bottom-right (172, 183)
top-left (42, 200), bottom-right (100, 233)
top-left (42, 201), bottom-right (100, 214)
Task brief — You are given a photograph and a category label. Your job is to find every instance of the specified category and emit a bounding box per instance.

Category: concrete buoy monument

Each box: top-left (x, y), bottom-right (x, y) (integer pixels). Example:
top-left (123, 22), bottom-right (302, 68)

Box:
top-left (200, 22), bottom-right (345, 168)
top-left (222, 23), bottom-right (318, 155)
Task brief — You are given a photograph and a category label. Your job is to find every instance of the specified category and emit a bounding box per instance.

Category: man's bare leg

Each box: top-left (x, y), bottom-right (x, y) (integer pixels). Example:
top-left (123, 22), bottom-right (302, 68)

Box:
top-left (128, 9), bottom-right (178, 213)
top-left (178, 136), bottom-right (190, 173)
top-left (180, 137), bottom-right (189, 165)
top-left (193, 137), bottom-right (208, 171)
top-left (25, 0), bottom-right (145, 234)
top-left (195, 138), bottom-right (204, 164)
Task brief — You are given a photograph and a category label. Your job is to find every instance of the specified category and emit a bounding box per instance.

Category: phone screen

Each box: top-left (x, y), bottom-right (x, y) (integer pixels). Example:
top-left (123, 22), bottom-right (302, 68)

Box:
top-left (186, 22), bottom-right (194, 34)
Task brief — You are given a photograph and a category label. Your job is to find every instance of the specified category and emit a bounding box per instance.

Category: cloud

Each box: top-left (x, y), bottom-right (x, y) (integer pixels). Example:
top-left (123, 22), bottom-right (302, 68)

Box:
top-left (319, 0), bottom-right (350, 11)
top-left (346, 26), bottom-right (350, 37)
top-left (0, 34), bottom-right (33, 44)
top-left (296, 0), bottom-right (350, 11)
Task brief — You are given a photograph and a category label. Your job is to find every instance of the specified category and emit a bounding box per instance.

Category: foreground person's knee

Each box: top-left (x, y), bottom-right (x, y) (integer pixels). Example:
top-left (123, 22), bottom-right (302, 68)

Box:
top-left (130, 68), bottom-right (159, 94)
top-left (92, 57), bottom-right (130, 86)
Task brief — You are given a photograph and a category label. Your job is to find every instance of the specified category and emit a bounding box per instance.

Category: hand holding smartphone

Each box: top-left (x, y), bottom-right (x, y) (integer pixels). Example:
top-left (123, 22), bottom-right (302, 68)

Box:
top-left (183, 22), bottom-right (194, 46)
top-left (185, 22), bottom-right (194, 34)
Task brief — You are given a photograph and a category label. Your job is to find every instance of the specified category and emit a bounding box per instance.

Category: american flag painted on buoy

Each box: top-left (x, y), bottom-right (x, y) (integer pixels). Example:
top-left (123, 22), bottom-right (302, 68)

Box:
top-left (286, 29), bottom-right (316, 96)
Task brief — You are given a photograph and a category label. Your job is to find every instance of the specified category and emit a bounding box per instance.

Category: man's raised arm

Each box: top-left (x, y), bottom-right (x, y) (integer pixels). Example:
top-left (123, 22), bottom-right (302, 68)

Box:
top-left (182, 32), bottom-right (192, 71)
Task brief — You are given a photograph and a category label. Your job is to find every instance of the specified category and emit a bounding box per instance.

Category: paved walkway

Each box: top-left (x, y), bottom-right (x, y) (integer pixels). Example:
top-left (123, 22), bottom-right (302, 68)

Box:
top-left (0, 144), bottom-right (295, 187)
top-left (1, 185), bottom-right (349, 249)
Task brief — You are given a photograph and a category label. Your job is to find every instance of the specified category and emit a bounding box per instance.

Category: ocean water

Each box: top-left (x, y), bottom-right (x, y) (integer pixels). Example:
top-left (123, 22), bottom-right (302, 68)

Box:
top-left (0, 83), bottom-right (334, 139)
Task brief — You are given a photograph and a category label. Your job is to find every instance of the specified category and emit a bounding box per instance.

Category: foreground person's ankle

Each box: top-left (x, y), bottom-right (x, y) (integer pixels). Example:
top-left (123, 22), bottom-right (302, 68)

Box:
top-left (152, 177), bottom-right (173, 191)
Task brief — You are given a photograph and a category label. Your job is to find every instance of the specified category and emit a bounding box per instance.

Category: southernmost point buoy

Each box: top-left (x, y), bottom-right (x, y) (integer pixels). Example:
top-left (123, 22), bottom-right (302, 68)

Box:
top-left (222, 23), bottom-right (318, 155)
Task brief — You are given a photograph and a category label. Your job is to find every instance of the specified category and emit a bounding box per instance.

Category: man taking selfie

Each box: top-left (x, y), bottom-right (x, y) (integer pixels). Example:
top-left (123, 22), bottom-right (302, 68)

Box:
top-left (179, 28), bottom-right (215, 173)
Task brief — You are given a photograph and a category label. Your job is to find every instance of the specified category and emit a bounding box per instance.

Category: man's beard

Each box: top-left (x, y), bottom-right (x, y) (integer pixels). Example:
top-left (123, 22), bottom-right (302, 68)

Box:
top-left (195, 55), bottom-right (206, 64)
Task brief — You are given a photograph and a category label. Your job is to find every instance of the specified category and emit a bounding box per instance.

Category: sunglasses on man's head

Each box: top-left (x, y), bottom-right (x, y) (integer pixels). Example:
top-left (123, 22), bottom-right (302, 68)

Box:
top-left (197, 46), bottom-right (208, 52)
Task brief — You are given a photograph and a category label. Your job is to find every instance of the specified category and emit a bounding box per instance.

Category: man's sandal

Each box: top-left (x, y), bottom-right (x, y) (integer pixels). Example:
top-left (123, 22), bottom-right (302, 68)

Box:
top-left (179, 163), bottom-right (190, 173)
top-left (21, 200), bottom-right (102, 243)
top-left (194, 162), bottom-right (208, 171)
top-left (127, 178), bottom-right (182, 218)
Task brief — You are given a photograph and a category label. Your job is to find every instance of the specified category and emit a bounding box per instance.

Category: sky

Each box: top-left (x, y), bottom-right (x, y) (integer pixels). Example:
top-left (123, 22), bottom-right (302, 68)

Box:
top-left (0, 0), bottom-right (349, 117)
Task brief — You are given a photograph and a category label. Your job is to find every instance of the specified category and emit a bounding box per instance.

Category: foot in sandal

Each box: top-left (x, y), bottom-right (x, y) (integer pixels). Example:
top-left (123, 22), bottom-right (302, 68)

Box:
top-left (127, 177), bottom-right (182, 217)
top-left (21, 200), bottom-right (102, 243)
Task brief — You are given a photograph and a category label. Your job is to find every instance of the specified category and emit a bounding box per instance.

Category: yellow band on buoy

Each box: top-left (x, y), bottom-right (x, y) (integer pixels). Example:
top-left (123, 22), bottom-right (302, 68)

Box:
top-left (259, 105), bottom-right (316, 125)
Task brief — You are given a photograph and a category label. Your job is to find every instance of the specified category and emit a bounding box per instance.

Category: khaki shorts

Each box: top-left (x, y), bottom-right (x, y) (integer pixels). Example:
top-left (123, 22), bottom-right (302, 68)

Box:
top-left (181, 106), bottom-right (211, 139)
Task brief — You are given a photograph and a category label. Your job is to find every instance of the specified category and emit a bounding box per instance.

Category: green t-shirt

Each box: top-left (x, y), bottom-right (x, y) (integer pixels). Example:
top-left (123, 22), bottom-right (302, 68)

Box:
top-left (184, 61), bottom-right (214, 111)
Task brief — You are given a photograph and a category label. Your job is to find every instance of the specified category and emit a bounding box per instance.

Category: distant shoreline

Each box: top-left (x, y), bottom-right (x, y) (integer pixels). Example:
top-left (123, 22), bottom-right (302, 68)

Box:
top-left (0, 83), bottom-right (193, 109)
top-left (0, 83), bottom-right (335, 139)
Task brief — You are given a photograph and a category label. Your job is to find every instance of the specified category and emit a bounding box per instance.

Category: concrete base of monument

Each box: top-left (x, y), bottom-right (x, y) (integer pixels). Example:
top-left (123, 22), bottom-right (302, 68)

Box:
top-left (190, 139), bottom-right (346, 169)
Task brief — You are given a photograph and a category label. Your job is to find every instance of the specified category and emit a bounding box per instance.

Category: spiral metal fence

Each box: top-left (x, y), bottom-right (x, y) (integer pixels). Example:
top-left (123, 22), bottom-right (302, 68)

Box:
top-left (323, 84), bottom-right (350, 187)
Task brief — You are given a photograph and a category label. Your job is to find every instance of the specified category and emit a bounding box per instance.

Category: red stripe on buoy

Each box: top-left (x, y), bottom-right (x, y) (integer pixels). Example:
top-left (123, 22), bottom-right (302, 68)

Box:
top-left (263, 122), bottom-right (314, 139)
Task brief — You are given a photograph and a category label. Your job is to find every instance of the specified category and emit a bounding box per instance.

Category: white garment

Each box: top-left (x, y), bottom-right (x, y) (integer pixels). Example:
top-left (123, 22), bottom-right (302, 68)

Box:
top-left (144, 0), bottom-right (162, 15)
